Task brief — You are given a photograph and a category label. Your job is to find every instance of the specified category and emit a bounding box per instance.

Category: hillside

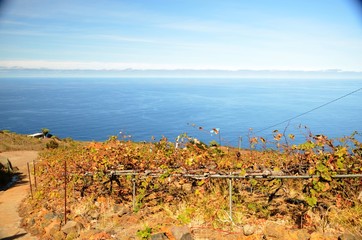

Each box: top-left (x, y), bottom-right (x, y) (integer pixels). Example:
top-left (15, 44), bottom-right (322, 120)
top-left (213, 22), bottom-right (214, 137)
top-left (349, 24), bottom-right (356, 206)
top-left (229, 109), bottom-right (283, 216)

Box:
top-left (0, 130), bottom-right (47, 152)
top-left (15, 131), bottom-right (362, 239)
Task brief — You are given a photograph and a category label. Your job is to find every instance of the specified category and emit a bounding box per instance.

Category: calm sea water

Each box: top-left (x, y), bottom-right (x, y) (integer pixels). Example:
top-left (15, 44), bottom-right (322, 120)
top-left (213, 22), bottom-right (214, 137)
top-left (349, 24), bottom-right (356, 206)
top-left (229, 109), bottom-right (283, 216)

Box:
top-left (0, 78), bottom-right (361, 147)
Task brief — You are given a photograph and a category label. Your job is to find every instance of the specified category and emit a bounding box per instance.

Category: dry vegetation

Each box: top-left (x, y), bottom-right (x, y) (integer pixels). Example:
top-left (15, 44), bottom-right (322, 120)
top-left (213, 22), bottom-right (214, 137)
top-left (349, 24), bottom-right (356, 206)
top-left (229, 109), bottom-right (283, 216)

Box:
top-left (17, 129), bottom-right (362, 239)
top-left (0, 130), bottom-right (46, 152)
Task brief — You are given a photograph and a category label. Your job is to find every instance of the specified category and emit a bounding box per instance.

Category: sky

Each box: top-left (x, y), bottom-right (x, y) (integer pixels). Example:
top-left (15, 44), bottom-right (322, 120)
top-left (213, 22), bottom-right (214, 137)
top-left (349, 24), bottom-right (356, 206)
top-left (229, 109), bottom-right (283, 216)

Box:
top-left (0, 0), bottom-right (361, 74)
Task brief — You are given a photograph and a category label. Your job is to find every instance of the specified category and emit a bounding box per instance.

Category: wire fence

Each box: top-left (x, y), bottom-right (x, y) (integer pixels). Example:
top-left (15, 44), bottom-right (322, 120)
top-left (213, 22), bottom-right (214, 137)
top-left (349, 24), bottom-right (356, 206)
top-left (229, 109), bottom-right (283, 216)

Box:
top-left (26, 160), bottom-right (362, 225)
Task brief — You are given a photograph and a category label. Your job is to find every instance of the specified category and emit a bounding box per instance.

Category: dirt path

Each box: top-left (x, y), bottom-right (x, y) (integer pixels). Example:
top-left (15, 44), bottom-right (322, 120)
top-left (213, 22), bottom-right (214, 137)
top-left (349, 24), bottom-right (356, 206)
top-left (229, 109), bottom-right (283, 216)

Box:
top-left (0, 151), bottom-right (38, 240)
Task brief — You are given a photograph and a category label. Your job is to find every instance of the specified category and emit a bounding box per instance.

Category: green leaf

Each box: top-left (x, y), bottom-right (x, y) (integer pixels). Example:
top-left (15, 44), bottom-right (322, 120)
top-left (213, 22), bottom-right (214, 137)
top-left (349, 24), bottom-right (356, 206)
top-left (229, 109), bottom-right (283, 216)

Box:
top-left (336, 159), bottom-right (344, 169)
top-left (249, 179), bottom-right (258, 186)
top-left (316, 162), bottom-right (329, 173)
top-left (306, 196), bottom-right (317, 207)
top-left (321, 172), bottom-right (332, 181)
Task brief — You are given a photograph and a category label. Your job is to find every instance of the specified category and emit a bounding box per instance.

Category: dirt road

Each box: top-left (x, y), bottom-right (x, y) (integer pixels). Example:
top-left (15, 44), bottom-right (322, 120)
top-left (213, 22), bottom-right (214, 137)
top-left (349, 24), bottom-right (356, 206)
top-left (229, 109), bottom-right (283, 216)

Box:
top-left (0, 151), bottom-right (38, 240)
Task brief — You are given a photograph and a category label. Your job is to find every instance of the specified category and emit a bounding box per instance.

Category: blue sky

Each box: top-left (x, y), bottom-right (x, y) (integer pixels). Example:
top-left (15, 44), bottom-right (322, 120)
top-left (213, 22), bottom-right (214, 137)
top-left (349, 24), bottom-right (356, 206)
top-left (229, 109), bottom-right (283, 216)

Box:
top-left (0, 0), bottom-right (361, 72)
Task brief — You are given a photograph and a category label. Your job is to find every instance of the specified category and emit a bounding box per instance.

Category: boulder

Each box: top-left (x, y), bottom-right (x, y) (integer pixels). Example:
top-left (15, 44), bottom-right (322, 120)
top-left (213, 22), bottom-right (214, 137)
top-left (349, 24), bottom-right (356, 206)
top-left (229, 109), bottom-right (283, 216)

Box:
top-left (0, 156), bottom-right (14, 173)
top-left (243, 224), bottom-right (256, 236)
top-left (287, 229), bottom-right (310, 240)
top-left (61, 220), bottom-right (84, 235)
top-left (0, 156), bottom-right (15, 186)
top-left (151, 232), bottom-right (169, 240)
top-left (264, 221), bottom-right (286, 239)
top-left (310, 232), bottom-right (336, 240)
top-left (44, 219), bottom-right (61, 236)
top-left (170, 226), bottom-right (193, 240)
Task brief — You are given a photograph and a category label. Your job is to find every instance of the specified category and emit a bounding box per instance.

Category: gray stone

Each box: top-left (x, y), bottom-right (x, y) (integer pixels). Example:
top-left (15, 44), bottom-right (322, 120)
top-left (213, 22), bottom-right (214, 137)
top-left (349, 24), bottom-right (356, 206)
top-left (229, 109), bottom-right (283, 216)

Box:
top-left (61, 220), bottom-right (84, 235)
top-left (44, 212), bottom-right (56, 220)
top-left (0, 156), bottom-right (14, 173)
top-left (151, 232), bottom-right (168, 240)
top-left (243, 224), bottom-right (255, 236)
top-left (171, 226), bottom-right (193, 240)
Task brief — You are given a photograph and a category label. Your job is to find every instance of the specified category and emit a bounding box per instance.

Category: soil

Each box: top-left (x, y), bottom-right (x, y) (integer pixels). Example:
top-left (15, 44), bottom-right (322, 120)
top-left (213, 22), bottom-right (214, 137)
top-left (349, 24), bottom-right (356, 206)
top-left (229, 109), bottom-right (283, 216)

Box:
top-left (0, 151), bottom-right (38, 240)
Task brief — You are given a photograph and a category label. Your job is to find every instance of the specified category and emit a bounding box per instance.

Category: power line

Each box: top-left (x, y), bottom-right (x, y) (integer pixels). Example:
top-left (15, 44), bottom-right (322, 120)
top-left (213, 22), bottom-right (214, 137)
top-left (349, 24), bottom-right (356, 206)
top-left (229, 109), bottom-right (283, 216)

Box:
top-left (253, 87), bottom-right (362, 134)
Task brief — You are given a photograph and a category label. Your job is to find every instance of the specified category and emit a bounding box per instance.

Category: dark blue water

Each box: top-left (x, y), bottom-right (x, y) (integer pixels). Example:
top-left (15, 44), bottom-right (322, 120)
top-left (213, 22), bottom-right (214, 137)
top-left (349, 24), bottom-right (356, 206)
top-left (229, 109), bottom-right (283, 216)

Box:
top-left (0, 78), bottom-right (361, 147)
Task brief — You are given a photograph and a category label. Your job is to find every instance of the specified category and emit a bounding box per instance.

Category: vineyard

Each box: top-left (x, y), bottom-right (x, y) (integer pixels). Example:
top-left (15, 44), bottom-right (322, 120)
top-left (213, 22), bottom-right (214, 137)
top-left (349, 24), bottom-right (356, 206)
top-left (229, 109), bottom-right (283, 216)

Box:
top-left (20, 130), bottom-right (362, 239)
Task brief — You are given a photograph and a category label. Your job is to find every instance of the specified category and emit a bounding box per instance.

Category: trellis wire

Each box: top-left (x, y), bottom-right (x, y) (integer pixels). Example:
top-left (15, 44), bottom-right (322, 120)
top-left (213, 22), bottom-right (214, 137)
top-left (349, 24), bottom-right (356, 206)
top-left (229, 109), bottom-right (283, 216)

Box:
top-left (89, 170), bottom-right (362, 222)
top-left (28, 163), bottom-right (362, 225)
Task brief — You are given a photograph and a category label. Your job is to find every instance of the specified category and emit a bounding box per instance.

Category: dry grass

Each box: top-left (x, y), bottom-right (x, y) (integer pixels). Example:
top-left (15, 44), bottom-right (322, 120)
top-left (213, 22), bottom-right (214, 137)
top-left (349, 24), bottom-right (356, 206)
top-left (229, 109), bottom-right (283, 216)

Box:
top-left (0, 131), bottom-right (46, 152)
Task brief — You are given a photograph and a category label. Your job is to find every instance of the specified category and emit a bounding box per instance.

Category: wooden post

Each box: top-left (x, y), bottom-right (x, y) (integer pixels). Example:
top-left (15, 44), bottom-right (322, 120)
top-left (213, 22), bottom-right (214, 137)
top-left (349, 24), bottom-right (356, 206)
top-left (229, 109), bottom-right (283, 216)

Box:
top-left (33, 160), bottom-right (37, 189)
top-left (27, 162), bottom-right (33, 198)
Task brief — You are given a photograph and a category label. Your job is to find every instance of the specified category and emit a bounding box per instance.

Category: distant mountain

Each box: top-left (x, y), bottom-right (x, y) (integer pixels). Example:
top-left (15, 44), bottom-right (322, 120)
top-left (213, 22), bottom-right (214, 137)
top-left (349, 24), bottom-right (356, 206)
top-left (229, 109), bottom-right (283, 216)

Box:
top-left (1, 67), bottom-right (362, 79)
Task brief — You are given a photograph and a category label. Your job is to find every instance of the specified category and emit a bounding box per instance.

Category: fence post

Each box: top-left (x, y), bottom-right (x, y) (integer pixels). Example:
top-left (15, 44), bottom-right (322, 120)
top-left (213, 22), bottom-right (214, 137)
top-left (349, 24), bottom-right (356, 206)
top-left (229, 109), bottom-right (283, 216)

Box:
top-left (33, 160), bottom-right (37, 190)
top-left (27, 162), bottom-right (33, 198)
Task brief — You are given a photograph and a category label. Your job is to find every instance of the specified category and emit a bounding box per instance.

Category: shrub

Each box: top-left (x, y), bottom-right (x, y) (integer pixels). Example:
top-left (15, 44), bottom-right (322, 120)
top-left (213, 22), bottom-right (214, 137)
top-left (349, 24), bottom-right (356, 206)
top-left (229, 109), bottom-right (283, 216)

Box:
top-left (46, 139), bottom-right (59, 149)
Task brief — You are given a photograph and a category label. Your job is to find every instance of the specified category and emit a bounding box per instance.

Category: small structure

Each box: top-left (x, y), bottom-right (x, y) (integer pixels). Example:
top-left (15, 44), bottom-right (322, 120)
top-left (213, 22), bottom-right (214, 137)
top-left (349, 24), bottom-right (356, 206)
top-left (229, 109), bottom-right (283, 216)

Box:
top-left (27, 133), bottom-right (45, 138)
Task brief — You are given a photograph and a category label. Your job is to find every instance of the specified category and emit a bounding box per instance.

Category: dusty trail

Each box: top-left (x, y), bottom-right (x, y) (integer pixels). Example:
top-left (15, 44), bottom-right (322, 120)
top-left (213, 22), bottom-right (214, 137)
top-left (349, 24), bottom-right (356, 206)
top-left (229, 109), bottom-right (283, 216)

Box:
top-left (0, 151), bottom-right (38, 240)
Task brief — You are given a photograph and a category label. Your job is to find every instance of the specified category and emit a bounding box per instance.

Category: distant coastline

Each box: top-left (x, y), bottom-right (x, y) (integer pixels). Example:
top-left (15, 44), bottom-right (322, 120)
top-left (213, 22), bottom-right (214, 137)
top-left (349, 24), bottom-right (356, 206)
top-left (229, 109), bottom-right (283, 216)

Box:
top-left (1, 67), bottom-right (362, 79)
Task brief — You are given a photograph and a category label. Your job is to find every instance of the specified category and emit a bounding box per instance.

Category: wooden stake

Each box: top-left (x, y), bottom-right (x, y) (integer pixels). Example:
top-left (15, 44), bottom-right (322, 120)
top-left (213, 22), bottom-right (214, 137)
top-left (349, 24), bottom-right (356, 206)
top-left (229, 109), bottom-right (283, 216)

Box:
top-left (27, 162), bottom-right (33, 198)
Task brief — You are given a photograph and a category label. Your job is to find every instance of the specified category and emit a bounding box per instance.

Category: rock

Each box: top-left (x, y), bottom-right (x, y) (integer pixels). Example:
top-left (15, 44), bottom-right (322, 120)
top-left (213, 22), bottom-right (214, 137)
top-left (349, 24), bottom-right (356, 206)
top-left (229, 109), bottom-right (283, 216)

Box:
top-left (53, 231), bottom-right (66, 240)
top-left (287, 229), bottom-right (310, 240)
top-left (90, 232), bottom-right (112, 239)
top-left (27, 217), bottom-right (36, 227)
top-left (66, 230), bottom-right (80, 240)
top-left (339, 233), bottom-right (360, 240)
top-left (151, 232), bottom-right (169, 240)
top-left (61, 220), bottom-right (84, 235)
top-left (243, 224), bottom-right (256, 236)
top-left (28, 225), bottom-right (43, 236)
top-left (44, 211), bottom-right (56, 220)
top-left (78, 229), bottom-right (102, 239)
top-left (310, 232), bottom-right (336, 240)
top-left (170, 226), bottom-right (193, 240)
top-left (44, 219), bottom-right (61, 236)
top-left (264, 221), bottom-right (286, 239)
top-left (0, 156), bottom-right (15, 186)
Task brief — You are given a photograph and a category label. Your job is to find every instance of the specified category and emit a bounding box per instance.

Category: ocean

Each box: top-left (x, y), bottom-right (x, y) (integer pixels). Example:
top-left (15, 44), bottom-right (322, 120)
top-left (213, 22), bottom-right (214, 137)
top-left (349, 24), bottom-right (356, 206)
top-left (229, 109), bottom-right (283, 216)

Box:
top-left (0, 78), bottom-right (361, 147)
